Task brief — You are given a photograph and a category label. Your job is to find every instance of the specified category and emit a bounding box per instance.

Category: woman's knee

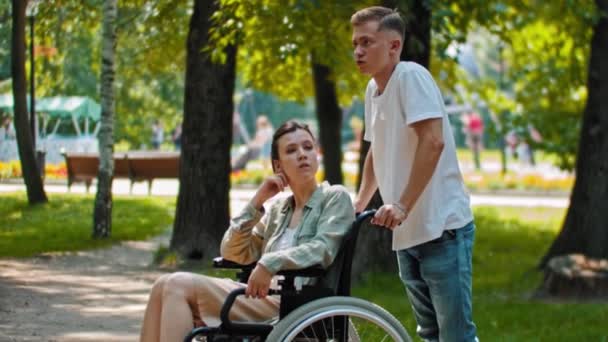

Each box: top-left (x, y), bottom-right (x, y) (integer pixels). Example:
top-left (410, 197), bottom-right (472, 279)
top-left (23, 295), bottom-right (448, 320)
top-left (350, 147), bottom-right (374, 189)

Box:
top-left (150, 273), bottom-right (171, 298)
top-left (162, 272), bottom-right (197, 301)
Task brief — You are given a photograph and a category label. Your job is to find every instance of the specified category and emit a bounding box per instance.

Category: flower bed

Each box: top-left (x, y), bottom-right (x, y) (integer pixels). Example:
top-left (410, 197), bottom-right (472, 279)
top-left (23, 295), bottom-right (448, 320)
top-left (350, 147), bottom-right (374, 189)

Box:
top-left (1, 160), bottom-right (574, 193)
top-left (0, 161), bottom-right (67, 180)
top-left (229, 166), bottom-right (574, 193)
top-left (463, 171), bottom-right (573, 193)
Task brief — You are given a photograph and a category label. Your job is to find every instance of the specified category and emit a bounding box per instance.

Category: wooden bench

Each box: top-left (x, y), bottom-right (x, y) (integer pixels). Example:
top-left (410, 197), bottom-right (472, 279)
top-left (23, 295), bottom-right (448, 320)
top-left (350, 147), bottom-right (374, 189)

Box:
top-left (63, 153), bottom-right (99, 193)
top-left (62, 152), bottom-right (180, 194)
top-left (126, 152), bottom-right (180, 194)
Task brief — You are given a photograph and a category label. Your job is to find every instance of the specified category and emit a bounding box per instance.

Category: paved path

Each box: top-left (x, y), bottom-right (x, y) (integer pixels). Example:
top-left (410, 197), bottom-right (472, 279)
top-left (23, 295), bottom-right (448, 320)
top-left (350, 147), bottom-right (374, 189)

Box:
top-left (0, 179), bottom-right (570, 208)
top-left (0, 234), bottom-right (168, 342)
top-left (0, 189), bottom-right (252, 342)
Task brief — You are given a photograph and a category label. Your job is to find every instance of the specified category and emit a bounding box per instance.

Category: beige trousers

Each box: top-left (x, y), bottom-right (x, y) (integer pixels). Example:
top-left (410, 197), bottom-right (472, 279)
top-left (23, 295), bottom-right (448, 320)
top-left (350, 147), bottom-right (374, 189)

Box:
top-left (192, 274), bottom-right (280, 327)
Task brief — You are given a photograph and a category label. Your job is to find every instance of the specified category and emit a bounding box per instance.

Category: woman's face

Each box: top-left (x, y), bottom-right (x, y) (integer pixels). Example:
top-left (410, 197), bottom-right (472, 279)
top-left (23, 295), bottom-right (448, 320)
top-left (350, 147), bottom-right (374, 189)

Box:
top-left (273, 129), bottom-right (318, 184)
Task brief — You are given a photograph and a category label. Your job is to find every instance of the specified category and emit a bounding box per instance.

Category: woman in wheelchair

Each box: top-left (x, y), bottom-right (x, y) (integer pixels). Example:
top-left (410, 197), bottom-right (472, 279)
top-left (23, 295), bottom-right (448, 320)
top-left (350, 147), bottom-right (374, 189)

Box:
top-left (140, 120), bottom-right (356, 342)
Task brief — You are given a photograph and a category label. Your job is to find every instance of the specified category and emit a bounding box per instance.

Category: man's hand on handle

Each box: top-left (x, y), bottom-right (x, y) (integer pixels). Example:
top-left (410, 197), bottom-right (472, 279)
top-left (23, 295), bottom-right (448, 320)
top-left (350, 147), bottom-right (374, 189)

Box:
top-left (371, 203), bottom-right (408, 230)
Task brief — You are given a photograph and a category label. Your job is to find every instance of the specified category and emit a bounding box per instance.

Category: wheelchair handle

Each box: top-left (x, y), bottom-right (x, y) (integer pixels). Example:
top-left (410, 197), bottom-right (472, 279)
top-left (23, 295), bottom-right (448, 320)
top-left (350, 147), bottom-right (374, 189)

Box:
top-left (355, 209), bottom-right (377, 226)
top-left (220, 288), bottom-right (278, 334)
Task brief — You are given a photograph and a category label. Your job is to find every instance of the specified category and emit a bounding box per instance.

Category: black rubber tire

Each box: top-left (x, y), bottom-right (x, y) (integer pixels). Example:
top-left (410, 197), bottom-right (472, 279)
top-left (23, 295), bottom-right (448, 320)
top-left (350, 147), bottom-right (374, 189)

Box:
top-left (266, 296), bottom-right (412, 341)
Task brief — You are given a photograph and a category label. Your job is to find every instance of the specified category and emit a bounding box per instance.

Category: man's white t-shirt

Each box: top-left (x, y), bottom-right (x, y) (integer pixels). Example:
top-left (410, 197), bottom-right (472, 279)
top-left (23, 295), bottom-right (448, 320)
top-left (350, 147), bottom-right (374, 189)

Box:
top-left (364, 61), bottom-right (473, 251)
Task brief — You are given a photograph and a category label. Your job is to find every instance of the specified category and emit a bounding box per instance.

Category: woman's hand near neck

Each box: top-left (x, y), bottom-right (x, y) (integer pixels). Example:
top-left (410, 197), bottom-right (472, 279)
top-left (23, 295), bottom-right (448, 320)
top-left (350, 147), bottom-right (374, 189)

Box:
top-left (250, 174), bottom-right (288, 210)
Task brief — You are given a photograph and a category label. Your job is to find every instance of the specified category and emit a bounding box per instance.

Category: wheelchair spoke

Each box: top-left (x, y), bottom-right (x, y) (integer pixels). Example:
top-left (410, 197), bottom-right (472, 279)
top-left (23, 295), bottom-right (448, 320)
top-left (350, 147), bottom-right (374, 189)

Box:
top-left (267, 297), bottom-right (411, 342)
top-left (332, 315), bottom-right (335, 340)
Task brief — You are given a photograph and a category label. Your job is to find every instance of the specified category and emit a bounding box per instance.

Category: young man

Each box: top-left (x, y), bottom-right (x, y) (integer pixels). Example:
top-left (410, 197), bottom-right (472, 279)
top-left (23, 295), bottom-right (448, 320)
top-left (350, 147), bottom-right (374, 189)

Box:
top-left (351, 6), bottom-right (478, 342)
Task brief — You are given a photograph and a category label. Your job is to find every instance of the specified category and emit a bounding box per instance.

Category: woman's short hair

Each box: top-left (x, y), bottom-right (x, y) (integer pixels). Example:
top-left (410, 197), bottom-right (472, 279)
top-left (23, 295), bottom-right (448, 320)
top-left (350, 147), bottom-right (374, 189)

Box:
top-left (271, 120), bottom-right (315, 172)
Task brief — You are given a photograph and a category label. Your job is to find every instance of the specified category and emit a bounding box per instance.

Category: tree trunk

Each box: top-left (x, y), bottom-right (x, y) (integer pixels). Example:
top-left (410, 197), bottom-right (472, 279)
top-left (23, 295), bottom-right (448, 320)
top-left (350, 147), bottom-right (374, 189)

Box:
top-left (312, 61), bottom-right (343, 185)
top-left (11, 0), bottom-right (47, 205)
top-left (170, 0), bottom-right (236, 259)
top-left (398, 0), bottom-right (431, 67)
top-left (92, 0), bottom-right (117, 238)
top-left (352, 0), bottom-right (432, 279)
top-left (540, 0), bottom-right (608, 272)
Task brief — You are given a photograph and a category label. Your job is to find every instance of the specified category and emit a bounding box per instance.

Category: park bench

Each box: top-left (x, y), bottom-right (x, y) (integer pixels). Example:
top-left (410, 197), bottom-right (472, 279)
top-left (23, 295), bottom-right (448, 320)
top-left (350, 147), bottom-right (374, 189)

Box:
top-left (125, 152), bottom-right (180, 194)
top-left (62, 152), bottom-right (180, 194)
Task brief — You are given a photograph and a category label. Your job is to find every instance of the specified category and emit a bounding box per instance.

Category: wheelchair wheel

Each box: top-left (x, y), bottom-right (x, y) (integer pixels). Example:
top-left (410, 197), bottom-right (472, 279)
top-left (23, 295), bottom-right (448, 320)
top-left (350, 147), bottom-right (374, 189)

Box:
top-left (266, 296), bottom-right (411, 341)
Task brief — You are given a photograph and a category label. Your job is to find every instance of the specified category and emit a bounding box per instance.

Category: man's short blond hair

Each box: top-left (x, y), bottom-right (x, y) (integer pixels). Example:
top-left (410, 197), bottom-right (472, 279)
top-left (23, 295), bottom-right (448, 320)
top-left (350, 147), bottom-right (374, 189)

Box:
top-left (351, 6), bottom-right (405, 41)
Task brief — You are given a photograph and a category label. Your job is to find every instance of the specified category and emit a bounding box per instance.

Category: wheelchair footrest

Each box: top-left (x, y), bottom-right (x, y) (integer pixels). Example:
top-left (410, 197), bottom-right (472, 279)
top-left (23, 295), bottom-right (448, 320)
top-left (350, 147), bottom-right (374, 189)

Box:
top-left (183, 326), bottom-right (221, 341)
top-left (218, 322), bottom-right (273, 337)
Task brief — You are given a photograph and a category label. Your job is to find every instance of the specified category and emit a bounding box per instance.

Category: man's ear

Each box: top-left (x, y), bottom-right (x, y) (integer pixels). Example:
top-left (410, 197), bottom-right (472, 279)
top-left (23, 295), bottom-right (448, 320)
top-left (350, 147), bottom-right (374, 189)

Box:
top-left (390, 38), bottom-right (402, 56)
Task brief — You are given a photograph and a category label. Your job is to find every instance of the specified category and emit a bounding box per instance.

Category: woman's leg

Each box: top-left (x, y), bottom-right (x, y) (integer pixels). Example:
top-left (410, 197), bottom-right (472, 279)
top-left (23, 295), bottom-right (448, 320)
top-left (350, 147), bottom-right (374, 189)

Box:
top-left (140, 272), bottom-right (201, 342)
top-left (158, 272), bottom-right (201, 342)
top-left (140, 274), bottom-right (170, 342)
top-left (141, 272), bottom-right (281, 341)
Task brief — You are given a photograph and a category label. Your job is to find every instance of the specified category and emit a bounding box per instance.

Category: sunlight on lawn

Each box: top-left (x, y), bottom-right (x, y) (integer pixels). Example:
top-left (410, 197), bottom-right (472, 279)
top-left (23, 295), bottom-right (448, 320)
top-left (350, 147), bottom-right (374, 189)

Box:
top-left (0, 193), bottom-right (175, 258)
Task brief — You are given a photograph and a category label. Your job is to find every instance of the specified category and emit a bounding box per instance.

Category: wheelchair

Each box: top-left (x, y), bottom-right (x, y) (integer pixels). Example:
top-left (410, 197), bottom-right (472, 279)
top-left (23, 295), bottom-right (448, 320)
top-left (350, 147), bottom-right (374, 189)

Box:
top-left (184, 210), bottom-right (412, 341)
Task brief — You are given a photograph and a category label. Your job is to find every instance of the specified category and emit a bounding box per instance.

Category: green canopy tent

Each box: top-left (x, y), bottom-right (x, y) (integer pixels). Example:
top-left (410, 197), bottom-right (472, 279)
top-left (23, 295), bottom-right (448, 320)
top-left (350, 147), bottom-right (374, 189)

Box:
top-left (0, 93), bottom-right (20, 111)
top-left (0, 94), bottom-right (101, 136)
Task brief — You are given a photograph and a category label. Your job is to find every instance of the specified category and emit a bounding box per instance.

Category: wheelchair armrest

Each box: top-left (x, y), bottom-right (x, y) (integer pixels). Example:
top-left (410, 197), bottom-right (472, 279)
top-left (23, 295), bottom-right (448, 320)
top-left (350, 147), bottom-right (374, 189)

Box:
top-left (276, 265), bottom-right (326, 278)
top-left (213, 257), bottom-right (324, 277)
top-left (220, 288), bottom-right (276, 336)
top-left (213, 257), bottom-right (256, 270)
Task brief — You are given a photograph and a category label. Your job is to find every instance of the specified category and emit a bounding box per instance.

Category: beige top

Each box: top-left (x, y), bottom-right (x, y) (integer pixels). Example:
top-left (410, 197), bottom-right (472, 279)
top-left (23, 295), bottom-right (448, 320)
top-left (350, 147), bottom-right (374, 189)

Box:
top-left (220, 182), bottom-right (355, 277)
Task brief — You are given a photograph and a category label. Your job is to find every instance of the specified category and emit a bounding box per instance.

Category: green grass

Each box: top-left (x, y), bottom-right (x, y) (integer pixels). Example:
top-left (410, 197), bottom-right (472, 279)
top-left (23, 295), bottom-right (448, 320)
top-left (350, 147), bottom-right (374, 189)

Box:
top-left (0, 192), bottom-right (175, 258)
top-left (354, 206), bottom-right (608, 341)
top-left (3, 193), bottom-right (604, 340)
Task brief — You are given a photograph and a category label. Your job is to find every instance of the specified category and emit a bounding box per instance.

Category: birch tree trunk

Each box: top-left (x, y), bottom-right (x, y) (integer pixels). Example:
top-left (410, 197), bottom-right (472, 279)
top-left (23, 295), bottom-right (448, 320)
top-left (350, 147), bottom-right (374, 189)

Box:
top-left (93, 0), bottom-right (117, 238)
top-left (11, 0), bottom-right (47, 205)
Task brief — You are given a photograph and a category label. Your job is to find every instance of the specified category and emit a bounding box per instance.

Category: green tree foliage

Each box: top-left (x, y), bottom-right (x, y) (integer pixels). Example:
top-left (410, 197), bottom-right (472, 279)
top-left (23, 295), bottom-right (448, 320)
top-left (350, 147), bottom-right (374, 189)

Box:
top-left (210, 0), bottom-right (373, 107)
top-left (430, 0), bottom-right (598, 170)
top-left (6, 1), bottom-right (189, 148)
top-left (210, 0), bottom-right (597, 170)
top-left (2, 1), bottom-right (599, 170)
top-left (0, 3), bottom-right (12, 82)
top-left (113, 0), bottom-right (189, 147)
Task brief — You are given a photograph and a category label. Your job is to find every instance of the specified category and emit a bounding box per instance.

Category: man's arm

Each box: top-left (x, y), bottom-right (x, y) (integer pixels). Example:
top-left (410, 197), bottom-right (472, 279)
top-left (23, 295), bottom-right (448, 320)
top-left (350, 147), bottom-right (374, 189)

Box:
top-left (399, 117), bottom-right (444, 212)
top-left (372, 118), bottom-right (444, 228)
top-left (354, 149), bottom-right (378, 213)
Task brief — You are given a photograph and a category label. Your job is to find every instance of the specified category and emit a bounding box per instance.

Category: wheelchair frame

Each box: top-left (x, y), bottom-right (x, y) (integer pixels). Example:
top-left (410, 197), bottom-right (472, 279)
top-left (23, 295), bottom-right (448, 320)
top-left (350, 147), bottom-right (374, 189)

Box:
top-left (183, 210), bottom-right (411, 342)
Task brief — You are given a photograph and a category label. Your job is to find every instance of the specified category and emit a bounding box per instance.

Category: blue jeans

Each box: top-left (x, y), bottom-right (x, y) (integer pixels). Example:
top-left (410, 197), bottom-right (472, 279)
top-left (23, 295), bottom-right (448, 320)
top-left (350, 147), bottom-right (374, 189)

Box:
top-left (397, 221), bottom-right (477, 342)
